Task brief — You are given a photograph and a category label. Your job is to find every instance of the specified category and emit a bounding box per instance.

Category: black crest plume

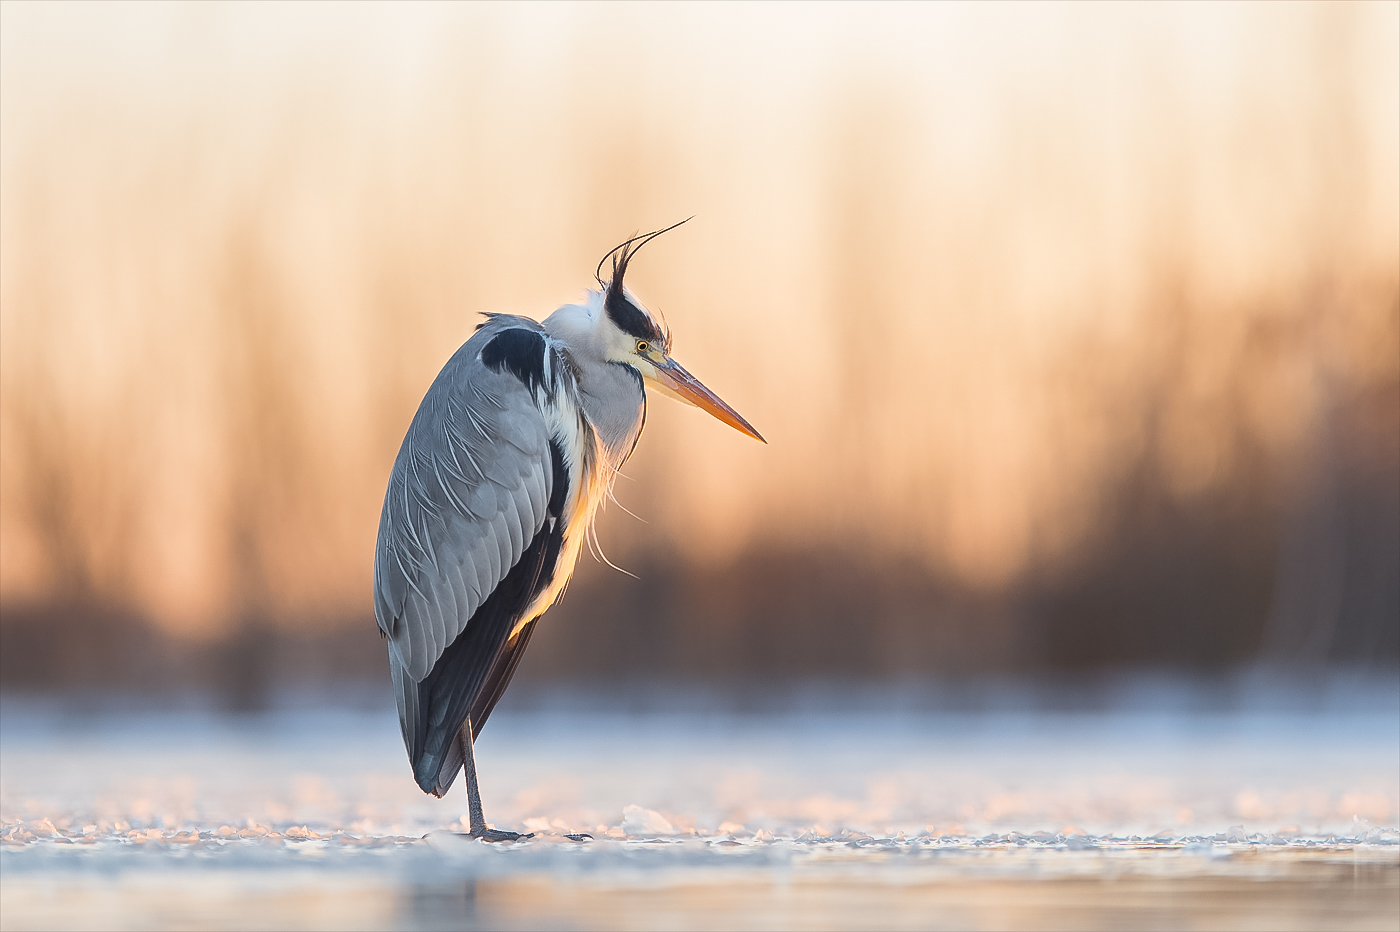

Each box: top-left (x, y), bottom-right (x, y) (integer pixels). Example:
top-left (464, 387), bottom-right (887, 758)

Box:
top-left (595, 218), bottom-right (691, 345)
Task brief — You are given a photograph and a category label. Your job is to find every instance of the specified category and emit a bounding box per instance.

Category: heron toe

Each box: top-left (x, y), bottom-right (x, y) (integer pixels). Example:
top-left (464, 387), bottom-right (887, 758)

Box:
top-left (476, 828), bottom-right (533, 843)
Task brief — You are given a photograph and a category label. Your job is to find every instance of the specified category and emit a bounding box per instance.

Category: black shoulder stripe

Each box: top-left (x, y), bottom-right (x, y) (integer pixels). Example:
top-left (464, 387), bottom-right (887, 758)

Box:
top-left (605, 288), bottom-right (664, 343)
top-left (548, 438), bottom-right (568, 519)
top-left (481, 328), bottom-right (548, 393)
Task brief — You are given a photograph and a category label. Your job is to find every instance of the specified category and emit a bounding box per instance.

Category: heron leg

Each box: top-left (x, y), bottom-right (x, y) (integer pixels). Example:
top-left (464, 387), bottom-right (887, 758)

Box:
top-left (460, 718), bottom-right (487, 835)
top-left (459, 718), bottom-right (531, 843)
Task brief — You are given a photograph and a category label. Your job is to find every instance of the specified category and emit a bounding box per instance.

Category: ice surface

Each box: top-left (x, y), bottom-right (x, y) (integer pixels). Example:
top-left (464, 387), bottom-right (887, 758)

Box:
top-left (2, 697), bottom-right (1397, 929)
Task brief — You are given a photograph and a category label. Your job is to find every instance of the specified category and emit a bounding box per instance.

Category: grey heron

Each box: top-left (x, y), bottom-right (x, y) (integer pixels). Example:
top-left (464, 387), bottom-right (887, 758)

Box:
top-left (373, 222), bottom-right (763, 841)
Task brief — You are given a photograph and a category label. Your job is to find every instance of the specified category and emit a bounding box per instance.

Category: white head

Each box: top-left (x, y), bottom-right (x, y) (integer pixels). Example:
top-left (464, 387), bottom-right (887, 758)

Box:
top-left (545, 222), bottom-right (764, 443)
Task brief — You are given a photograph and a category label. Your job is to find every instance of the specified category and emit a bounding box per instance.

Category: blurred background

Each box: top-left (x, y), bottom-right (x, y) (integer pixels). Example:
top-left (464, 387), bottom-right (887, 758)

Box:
top-left (1, 1), bottom-right (1396, 709)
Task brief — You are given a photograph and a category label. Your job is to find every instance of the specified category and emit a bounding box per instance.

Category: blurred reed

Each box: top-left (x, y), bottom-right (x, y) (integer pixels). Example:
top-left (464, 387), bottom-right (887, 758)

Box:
top-left (0, 2), bottom-right (1395, 700)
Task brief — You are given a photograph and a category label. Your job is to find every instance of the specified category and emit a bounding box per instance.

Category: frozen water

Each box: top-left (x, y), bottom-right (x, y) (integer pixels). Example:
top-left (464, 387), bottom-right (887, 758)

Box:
top-left (2, 690), bottom-right (1397, 929)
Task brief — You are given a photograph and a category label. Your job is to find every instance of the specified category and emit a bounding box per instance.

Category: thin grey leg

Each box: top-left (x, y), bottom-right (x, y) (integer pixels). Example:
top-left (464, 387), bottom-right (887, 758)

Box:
top-left (459, 718), bottom-right (532, 842)
top-left (459, 718), bottom-right (487, 836)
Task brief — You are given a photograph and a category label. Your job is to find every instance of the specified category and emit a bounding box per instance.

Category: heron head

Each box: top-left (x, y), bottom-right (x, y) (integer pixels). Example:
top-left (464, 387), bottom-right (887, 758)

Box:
top-left (594, 223), bottom-right (764, 443)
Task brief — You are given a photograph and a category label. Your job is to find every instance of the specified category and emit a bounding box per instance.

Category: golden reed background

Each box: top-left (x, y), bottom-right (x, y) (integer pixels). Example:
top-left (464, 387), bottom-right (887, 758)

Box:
top-left (1, 2), bottom-right (1396, 696)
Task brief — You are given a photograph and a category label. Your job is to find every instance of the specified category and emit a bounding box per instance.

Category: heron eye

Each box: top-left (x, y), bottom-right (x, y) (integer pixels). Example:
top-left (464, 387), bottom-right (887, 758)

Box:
top-left (636, 341), bottom-right (649, 353)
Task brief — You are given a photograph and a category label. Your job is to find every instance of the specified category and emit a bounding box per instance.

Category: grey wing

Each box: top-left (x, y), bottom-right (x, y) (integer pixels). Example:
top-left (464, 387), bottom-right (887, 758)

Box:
top-left (373, 318), bottom-right (566, 795)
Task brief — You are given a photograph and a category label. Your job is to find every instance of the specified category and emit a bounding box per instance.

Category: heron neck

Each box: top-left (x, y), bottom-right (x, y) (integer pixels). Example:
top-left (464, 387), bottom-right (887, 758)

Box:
top-left (573, 360), bottom-right (645, 469)
top-left (543, 301), bottom-right (646, 468)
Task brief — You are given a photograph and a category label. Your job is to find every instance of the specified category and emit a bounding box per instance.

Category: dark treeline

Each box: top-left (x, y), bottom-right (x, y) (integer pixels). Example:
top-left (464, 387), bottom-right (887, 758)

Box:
top-left (4, 364), bottom-right (1394, 707)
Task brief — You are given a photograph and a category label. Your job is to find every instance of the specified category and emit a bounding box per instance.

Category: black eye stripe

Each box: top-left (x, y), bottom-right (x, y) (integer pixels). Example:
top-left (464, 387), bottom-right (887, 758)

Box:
top-left (605, 287), bottom-right (664, 344)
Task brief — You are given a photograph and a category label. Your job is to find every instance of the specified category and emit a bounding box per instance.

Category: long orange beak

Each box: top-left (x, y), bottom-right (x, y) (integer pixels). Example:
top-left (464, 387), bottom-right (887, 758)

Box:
top-left (650, 355), bottom-right (765, 443)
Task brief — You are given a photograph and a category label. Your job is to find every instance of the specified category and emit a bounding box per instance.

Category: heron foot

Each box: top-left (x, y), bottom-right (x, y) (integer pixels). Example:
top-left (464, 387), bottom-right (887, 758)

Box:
top-left (564, 833), bottom-right (593, 842)
top-left (471, 828), bottom-right (533, 843)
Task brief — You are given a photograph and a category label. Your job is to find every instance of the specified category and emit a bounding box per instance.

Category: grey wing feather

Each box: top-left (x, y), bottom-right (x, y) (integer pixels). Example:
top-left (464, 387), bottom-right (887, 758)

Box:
top-left (373, 318), bottom-right (555, 687)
